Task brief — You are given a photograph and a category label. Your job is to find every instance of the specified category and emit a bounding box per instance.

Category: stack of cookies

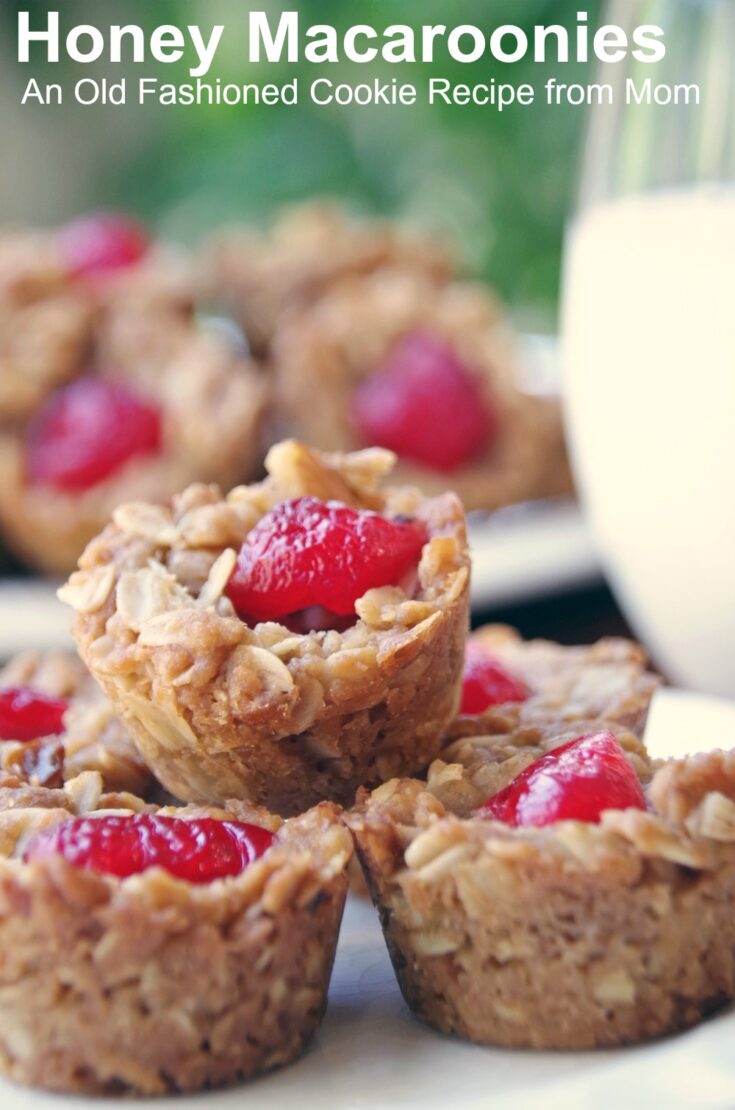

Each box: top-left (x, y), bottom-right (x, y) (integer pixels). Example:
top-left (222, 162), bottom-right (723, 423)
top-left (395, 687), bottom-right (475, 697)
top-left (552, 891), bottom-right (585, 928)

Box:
top-left (0, 439), bottom-right (733, 1096)
top-left (0, 207), bottom-right (732, 1098)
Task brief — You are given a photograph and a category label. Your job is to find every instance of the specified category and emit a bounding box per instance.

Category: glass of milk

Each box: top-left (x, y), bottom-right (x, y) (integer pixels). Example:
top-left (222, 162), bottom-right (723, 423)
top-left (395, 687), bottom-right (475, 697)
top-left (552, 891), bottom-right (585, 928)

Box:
top-left (562, 0), bottom-right (735, 695)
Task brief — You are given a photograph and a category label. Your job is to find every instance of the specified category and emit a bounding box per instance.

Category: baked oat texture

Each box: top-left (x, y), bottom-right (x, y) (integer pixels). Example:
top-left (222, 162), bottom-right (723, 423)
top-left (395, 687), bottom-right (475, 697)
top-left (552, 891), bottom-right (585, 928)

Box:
top-left (0, 767), bottom-right (151, 822)
top-left (207, 203), bottom-right (453, 355)
top-left (61, 441), bottom-right (470, 814)
top-left (0, 789), bottom-right (351, 1095)
top-left (271, 267), bottom-right (572, 511)
top-left (0, 650), bottom-right (152, 796)
top-left (349, 729), bottom-right (735, 1049)
top-left (450, 624), bottom-right (661, 740)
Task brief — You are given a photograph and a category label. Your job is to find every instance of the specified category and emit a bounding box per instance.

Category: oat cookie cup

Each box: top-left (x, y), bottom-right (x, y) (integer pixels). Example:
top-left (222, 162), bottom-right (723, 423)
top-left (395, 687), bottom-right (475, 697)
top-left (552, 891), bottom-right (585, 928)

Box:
top-left (61, 441), bottom-right (470, 814)
top-left (0, 791), bottom-right (351, 1095)
top-left (0, 216), bottom-right (266, 576)
top-left (0, 322), bottom-right (267, 576)
top-left (207, 203), bottom-right (453, 355)
top-left (350, 726), bottom-right (735, 1050)
top-left (452, 624), bottom-right (660, 740)
top-left (0, 651), bottom-right (151, 796)
top-left (271, 267), bottom-right (571, 512)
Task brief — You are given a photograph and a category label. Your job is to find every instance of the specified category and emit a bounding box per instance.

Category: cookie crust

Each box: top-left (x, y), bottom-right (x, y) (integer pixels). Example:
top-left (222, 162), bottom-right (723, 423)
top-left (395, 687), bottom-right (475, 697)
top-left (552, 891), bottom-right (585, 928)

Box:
top-left (62, 441), bottom-right (470, 814)
top-left (349, 727), bottom-right (735, 1049)
top-left (0, 792), bottom-right (350, 1094)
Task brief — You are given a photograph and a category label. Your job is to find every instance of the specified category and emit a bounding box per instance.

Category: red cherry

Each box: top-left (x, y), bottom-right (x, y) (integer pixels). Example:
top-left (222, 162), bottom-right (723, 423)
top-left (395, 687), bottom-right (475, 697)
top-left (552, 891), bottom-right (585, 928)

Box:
top-left (0, 687), bottom-right (68, 742)
top-left (476, 731), bottom-right (647, 828)
top-left (352, 331), bottom-right (498, 473)
top-left (23, 814), bottom-right (275, 883)
top-left (461, 641), bottom-right (529, 714)
top-left (57, 212), bottom-right (150, 279)
top-left (26, 377), bottom-right (163, 493)
top-left (226, 497), bottom-right (427, 624)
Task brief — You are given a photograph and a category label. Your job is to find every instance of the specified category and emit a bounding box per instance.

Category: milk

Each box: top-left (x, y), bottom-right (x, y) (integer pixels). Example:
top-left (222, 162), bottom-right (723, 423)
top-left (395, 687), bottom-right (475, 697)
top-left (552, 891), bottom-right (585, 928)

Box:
top-left (562, 188), bottom-right (735, 694)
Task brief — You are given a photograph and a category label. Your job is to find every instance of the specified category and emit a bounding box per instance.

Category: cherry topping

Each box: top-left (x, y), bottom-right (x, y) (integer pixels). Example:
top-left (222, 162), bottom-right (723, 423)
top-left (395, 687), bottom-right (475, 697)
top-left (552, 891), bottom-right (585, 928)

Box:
top-left (477, 731), bottom-right (647, 828)
top-left (226, 496), bottom-right (427, 624)
top-left (27, 377), bottom-right (163, 493)
top-left (0, 687), bottom-right (68, 742)
top-left (461, 641), bottom-right (529, 714)
top-left (23, 814), bottom-right (275, 883)
top-left (352, 331), bottom-right (498, 473)
top-left (57, 212), bottom-right (150, 279)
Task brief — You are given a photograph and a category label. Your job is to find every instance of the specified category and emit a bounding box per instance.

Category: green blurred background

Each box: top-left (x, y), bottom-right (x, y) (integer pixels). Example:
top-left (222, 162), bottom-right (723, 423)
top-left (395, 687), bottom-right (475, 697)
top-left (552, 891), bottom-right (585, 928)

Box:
top-left (0, 0), bottom-right (603, 326)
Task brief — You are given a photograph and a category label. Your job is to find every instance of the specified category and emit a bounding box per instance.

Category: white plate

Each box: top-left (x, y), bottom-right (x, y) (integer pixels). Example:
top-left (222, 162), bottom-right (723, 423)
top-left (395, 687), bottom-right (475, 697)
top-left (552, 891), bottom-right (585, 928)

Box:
top-left (0, 503), bottom-right (601, 659)
top-left (1, 688), bottom-right (735, 1109)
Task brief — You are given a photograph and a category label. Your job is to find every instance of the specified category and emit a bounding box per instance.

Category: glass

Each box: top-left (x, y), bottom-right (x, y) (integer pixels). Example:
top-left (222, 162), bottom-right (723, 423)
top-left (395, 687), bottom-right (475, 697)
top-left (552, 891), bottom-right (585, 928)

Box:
top-left (562, 0), bottom-right (735, 695)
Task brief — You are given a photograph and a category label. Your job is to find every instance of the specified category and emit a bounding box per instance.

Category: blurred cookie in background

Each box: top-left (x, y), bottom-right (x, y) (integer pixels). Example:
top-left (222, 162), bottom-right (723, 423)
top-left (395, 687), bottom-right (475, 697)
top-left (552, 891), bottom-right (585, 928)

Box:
top-left (0, 213), bottom-right (267, 576)
top-left (271, 265), bottom-right (572, 512)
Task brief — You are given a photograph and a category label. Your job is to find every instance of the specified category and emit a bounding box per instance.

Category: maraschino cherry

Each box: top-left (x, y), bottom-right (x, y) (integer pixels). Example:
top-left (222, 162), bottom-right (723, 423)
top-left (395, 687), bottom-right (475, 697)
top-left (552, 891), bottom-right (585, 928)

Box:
top-left (461, 641), bottom-right (529, 714)
top-left (24, 814), bottom-right (275, 884)
top-left (353, 331), bottom-right (498, 472)
top-left (477, 731), bottom-right (647, 828)
top-left (226, 496), bottom-right (427, 625)
top-left (0, 687), bottom-right (68, 742)
top-left (27, 377), bottom-right (163, 492)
